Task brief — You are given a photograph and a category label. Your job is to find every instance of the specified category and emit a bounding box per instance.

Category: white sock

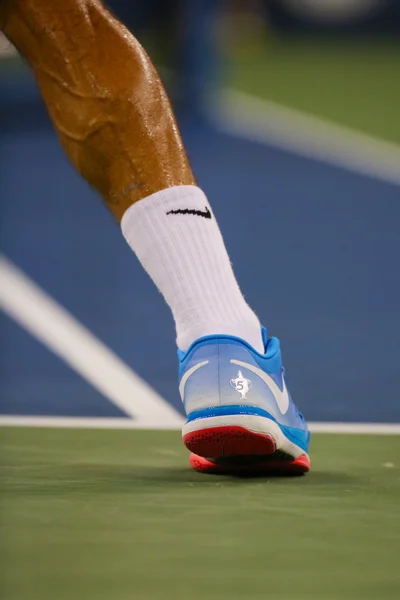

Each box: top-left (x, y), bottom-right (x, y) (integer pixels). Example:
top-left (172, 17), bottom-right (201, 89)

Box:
top-left (121, 185), bottom-right (264, 353)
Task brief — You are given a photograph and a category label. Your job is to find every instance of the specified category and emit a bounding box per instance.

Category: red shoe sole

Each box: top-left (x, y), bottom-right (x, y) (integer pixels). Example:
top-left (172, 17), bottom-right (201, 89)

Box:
top-left (183, 425), bottom-right (277, 459)
top-left (184, 425), bottom-right (310, 476)
top-left (189, 452), bottom-right (310, 476)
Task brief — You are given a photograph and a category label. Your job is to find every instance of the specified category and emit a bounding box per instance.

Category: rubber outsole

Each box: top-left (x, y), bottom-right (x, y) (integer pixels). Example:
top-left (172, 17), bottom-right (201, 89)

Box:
top-left (189, 452), bottom-right (310, 475)
top-left (183, 425), bottom-right (310, 475)
top-left (183, 425), bottom-right (277, 458)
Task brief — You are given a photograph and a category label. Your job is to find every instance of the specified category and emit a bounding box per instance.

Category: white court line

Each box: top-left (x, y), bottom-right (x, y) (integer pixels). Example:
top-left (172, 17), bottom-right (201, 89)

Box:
top-left (0, 416), bottom-right (398, 434)
top-left (214, 90), bottom-right (400, 187)
top-left (309, 422), bottom-right (400, 435)
top-left (0, 416), bottom-right (179, 430)
top-left (0, 256), bottom-right (184, 429)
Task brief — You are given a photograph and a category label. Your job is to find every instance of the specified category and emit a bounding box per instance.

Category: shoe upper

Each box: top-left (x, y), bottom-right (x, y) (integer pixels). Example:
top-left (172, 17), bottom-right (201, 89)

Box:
top-left (178, 329), bottom-right (308, 438)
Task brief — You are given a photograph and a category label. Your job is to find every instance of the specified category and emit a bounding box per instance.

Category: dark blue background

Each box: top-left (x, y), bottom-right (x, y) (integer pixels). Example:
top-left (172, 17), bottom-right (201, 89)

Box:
top-left (1, 72), bottom-right (399, 423)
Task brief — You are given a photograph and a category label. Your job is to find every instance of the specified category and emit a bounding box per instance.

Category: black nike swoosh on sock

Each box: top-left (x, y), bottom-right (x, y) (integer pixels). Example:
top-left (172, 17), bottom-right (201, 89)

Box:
top-left (166, 206), bottom-right (212, 219)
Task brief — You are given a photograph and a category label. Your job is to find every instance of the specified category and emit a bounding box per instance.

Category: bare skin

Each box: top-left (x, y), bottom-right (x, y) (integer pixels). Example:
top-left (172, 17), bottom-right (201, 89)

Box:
top-left (0, 0), bottom-right (195, 220)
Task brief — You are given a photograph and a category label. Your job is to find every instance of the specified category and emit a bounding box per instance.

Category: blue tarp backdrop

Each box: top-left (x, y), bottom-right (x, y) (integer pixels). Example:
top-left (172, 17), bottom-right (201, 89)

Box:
top-left (267, 0), bottom-right (400, 32)
top-left (1, 2), bottom-right (399, 425)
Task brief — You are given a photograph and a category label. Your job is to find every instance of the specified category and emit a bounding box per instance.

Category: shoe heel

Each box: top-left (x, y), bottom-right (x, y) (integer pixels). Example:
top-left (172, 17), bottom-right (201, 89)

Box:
top-left (182, 415), bottom-right (277, 458)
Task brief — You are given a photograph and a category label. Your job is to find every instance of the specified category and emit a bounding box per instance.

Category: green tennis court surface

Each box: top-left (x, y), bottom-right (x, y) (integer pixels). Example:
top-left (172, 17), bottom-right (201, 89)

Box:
top-left (229, 38), bottom-right (400, 144)
top-left (1, 428), bottom-right (399, 600)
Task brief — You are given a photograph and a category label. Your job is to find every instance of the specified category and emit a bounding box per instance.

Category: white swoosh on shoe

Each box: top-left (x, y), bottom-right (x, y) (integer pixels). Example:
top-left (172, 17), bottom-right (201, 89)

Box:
top-left (179, 360), bottom-right (209, 401)
top-left (230, 359), bottom-right (290, 415)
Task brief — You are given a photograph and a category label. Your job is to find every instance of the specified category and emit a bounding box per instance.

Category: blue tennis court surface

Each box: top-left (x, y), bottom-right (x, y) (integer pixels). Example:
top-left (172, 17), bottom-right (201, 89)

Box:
top-left (1, 94), bottom-right (400, 424)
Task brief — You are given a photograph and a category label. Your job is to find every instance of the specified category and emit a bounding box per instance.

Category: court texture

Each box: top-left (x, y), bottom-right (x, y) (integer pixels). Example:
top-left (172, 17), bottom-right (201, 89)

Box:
top-left (1, 39), bottom-right (400, 600)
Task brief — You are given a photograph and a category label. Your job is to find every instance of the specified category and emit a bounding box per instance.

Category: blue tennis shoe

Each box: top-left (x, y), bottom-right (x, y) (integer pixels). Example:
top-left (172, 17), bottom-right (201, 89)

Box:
top-left (179, 328), bottom-right (310, 474)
